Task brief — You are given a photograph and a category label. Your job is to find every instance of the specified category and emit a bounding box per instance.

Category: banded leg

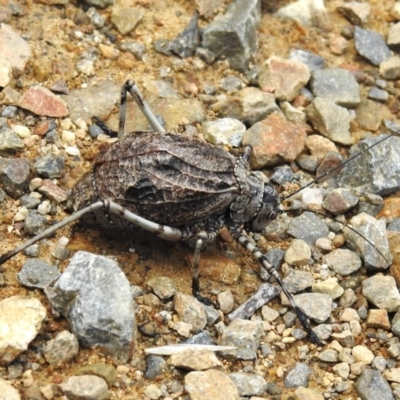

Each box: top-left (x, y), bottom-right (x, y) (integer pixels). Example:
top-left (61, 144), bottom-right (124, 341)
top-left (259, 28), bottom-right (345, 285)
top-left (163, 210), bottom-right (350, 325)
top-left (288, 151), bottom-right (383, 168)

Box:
top-left (0, 200), bottom-right (189, 265)
top-left (230, 227), bottom-right (322, 345)
top-left (191, 230), bottom-right (219, 306)
top-left (119, 80), bottom-right (165, 137)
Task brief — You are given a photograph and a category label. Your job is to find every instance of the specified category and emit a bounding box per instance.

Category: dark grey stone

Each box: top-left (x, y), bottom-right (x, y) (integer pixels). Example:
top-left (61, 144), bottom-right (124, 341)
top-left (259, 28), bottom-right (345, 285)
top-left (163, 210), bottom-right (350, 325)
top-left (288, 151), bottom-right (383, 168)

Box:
top-left (24, 210), bottom-right (47, 235)
top-left (20, 194), bottom-right (41, 209)
top-left (201, 0), bottom-right (261, 71)
top-left (270, 165), bottom-right (296, 185)
top-left (34, 153), bottom-right (65, 179)
top-left (18, 259), bottom-right (60, 289)
top-left (144, 355), bottom-right (168, 380)
top-left (289, 49), bottom-right (325, 71)
top-left (169, 14), bottom-right (200, 58)
top-left (368, 87), bottom-right (389, 102)
top-left (0, 157), bottom-right (30, 199)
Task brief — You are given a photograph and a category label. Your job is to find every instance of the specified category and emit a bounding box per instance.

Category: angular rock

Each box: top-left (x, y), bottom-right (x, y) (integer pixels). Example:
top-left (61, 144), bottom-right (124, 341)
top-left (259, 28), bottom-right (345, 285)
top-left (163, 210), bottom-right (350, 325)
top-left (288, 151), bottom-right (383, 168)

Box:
top-left (287, 211), bottom-right (329, 245)
top-left (305, 97), bottom-right (352, 145)
top-left (356, 370), bottom-right (394, 400)
top-left (338, 134), bottom-right (400, 196)
top-left (111, 6), bottom-right (144, 35)
top-left (38, 179), bottom-right (68, 203)
top-left (258, 56), bottom-right (311, 101)
top-left (322, 188), bottom-right (359, 214)
top-left (284, 362), bottom-right (313, 388)
top-left (0, 296), bottom-right (46, 366)
top-left (43, 330), bottom-right (79, 364)
top-left (0, 127), bottom-right (24, 152)
top-left (228, 373), bottom-right (267, 397)
top-left (362, 275), bottom-right (400, 312)
top-left (312, 278), bottom-right (344, 300)
top-left (344, 213), bottom-right (392, 271)
top-left (19, 86), bottom-right (68, 118)
top-left (310, 67), bottom-right (360, 107)
top-left (216, 319), bottom-right (263, 360)
top-left (170, 14), bottom-right (200, 58)
top-left (146, 276), bottom-right (177, 300)
top-left (18, 259), bottom-right (60, 289)
top-left (203, 118), bottom-right (245, 147)
top-left (201, 0), bottom-right (261, 71)
top-left (284, 239), bottom-right (311, 266)
top-left (289, 49), bottom-right (325, 71)
top-left (242, 113), bottom-right (307, 168)
top-left (322, 249), bottom-right (362, 275)
top-left (354, 26), bottom-right (391, 66)
top-left (77, 363), bottom-right (117, 388)
top-left (45, 251), bottom-right (136, 361)
top-left (337, 1), bottom-right (371, 25)
top-left (168, 348), bottom-right (223, 370)
top-left (0, 24), bottom-right (31, 71)
top-left (294, 293), bottom-right (332, 323)
top-left (0, 157), bottom-right (29, 198)
top-left (283, 270), bottom-right (314, 294)
top-left (185, 369), bottom-right (240, 400)
top-left (380, 56), bottom-right (400, 80)
top-left (59, 375), bottom-right (109, 400)
top-left (34, 153), bottom-right (65, 179)
top-left (174, 293), bottom-right (207, 332)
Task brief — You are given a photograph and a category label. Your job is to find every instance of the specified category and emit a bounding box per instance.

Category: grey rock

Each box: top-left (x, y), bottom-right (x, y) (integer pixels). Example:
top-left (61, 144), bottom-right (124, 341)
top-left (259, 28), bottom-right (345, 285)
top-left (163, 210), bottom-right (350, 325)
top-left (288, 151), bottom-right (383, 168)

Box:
top-left (283, 311), bottom-right (297, 327)
top-left (201, 0), bottom-right (261, 71)
top-left (219, 76), bottom-right (244, 92)
top-left (144, 355), bottom-right (169, 380)
top-left (0, 187), bottom-right (5, 203)
top-left (170, 14), bottom-right (200, 58)
top-left (18, 259), bottom-right (60, 289)
top-left (388, 219), bottom-right (400, 232)
top-left (86, 7), bottom-right (105, 28)
top-left (338, 134), bottom-right (400, 196)
top-left (23, 244), bottom-right (39, 257)
top-left (354, 26), bottom-right (391, 66)
top-left (372, 356), bottom-right (387, 372)
top-left (45, 251), bottom-right (135, 361)
top-left (34, 153), bottom-right (65, 179)
top-left (305, 97), bottom-right (352, 145)
top-left (362, 275), bottom-right (400, 312)
top-left (322, 188), bottom-right (359, 214)
top-left (174, 293), bottom-right (207, 332)
top-left (216, 319), bottom-right (263, 360)
top-left (344, 213), bottom-right (392, 271)
top-left (153, 39), bottom-right (172, 56)
top-left (1, 106), bottom-right (18, 118)
top-left (270, 165), bottom-right (296, 185)
top-left (289, 49), bottom-right (325, 71)
top-left (318, 348), bottom-right (338, 362)
top-left (356, 370), bottom-right (395, 400)
top-left (368, 87), bottom-right (389, 102)
top-left (43, 330), bottom-right (79, 364)
top-left (0, 127), bottom-right (24, 152)
top-left (203, 305), bottom-right (220, 326)
top-left (184, 331), bottom-right (214, 345)
top-left (89, 124), bottom-right (104, 139)
top-left (284, 363), bottom-right (312, 388)
top-left (286, 211), bottom-right (329, 245)
top-left (283, 270), bottom-right (314, 294)
top-left (24, 210), bottom-right (47, 235)
top-left (20, 195), bottom-right (41, 209)
top-left (339, 288), bottom-right (358, 308)
top-left (59, 375), bottom-right (109, 400)
top-left (228, 373), bottom-right (267, 396)
top-left (294, 293), bottom-right (332, 323)
top-left (323, 248), bottom-right (362, 275)
top-left (119, 41), bottom-right (146, 60)
top-left (111, 6), bottom-right (144, 36)
top-left (50, 243), bottom-right (70, 261)
top-left (310, 68), bottom-right (361, 106)
top-left (284, 239), bottom-right (311, 266)
top-left (0, 157), bottom-right (30, 198)
top-left (312, 324), bottom-right (332, 341)
top-left (355, 193), bottom-right (384, 216)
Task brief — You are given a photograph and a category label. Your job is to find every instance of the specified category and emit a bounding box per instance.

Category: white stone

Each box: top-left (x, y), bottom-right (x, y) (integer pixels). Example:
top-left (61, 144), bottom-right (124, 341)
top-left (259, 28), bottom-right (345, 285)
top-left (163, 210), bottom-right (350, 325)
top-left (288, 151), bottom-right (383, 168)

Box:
top-left (203, 118), bottom-right (245, 147)
top-left (12, 124), bottom-right (31, 138)
top-left (352, 345), bottom-right (374, 364)
top-left (0, 378), bottom-right (21, 400)
top-left (0, 296), bottom-right (46, 365)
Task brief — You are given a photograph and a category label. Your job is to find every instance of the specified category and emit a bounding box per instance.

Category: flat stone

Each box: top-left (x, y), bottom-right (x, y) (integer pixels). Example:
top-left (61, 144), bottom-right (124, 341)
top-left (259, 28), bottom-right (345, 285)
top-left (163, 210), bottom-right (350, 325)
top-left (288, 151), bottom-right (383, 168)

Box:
top-left (284, 362), bottom-right (313, 388)
top-left (170, 14), bottom-right (200, 58)
top-left (146, 276), bottom-right (177, 300)
top-left (111, 6), bottom-right (144, 35)
top-left (337, 1), bottom-right (371, 25)
top-left (0, 24), bottom-right (31, 71)
top-left (168, 348), bottom-right (223, 370)
top-left (59, 375), bottom-right (109, 400)
top-left (77, 363), bottom-right (117, 388)
top-left (312, 278), bottom-right (344, 300)
top-left (185, 369), bottom-right (240, 400)
top-left (242, 113), bottom-right (307, 168)
top-left (289, 49), bottom-right (325, 71)
top-left (0, 296), bottom-right (46, 366)
top-left (305, 134), bottom-right (338, 162)
top-left (19, 86), bottom-right (68, 118)
top-left (380, 56), bottom-right (400, 80)
top-left (305, 97), bottom-right (352, 145)
top-left (38, 179), bottom-right (68, 203)
top-left (366, 309), bottom-right (391, 330)
top-left (356, 370), bottom-right (394, 400)
top-left (354, 26), bottom-right (391, 66)
top-left (43, 330), bottom-right (79, 364)
top-left (310, 67), bottom-right (361, 107)
top-left (368, 87), bottom-right (389, 102)
top-left (228, 373), bottom-right (267, 397)
top-left (287, 211), bottom-right (329, 245)
top-left (388, 22), bottom-right (400, 52)
top-left (294, 387), bottom-right (324, 400)
top-left (0, 157), bottom-right (30, 198)
top-left (362, 275), bottom-right (400, 312)
top-left (0, 378), bottom-right (20, 400)
top-left (283, 270), bottom-right (314, 294)
top-left (284, 239), bottom-right (311, 266)
top-left (322, 188), bottom-right (359, 214)
top-left (34, 153), bottom-right (65, 179)
top-left (0, 127), bottom-right (24, 152)
top-left (294, 293), bottom-right (332, 323)
top-left (258, 55), bottom-right (311, 101)
top-left (203, 118), bottom-right (245, 147)
top-left (18, 259), bottom-right (60, 289)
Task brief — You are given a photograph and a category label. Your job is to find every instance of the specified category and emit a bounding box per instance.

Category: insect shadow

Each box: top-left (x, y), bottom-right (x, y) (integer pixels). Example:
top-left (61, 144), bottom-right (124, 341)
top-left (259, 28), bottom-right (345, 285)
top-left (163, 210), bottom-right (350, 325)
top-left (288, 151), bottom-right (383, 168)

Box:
top-left (0, 80), bottom-right (396, 345)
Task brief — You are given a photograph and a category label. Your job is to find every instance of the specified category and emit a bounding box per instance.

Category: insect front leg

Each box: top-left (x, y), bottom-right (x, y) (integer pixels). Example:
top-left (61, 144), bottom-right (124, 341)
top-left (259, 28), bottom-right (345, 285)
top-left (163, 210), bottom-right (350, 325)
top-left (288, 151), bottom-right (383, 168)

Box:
top-left (229, 226), bottom-right (322, 345)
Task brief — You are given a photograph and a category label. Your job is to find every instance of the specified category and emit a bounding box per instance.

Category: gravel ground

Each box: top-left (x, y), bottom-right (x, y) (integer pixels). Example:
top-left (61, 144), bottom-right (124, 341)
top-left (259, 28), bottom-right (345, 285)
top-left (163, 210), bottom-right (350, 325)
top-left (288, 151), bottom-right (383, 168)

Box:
top-left (1, 0), bottom-right (400, 399)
